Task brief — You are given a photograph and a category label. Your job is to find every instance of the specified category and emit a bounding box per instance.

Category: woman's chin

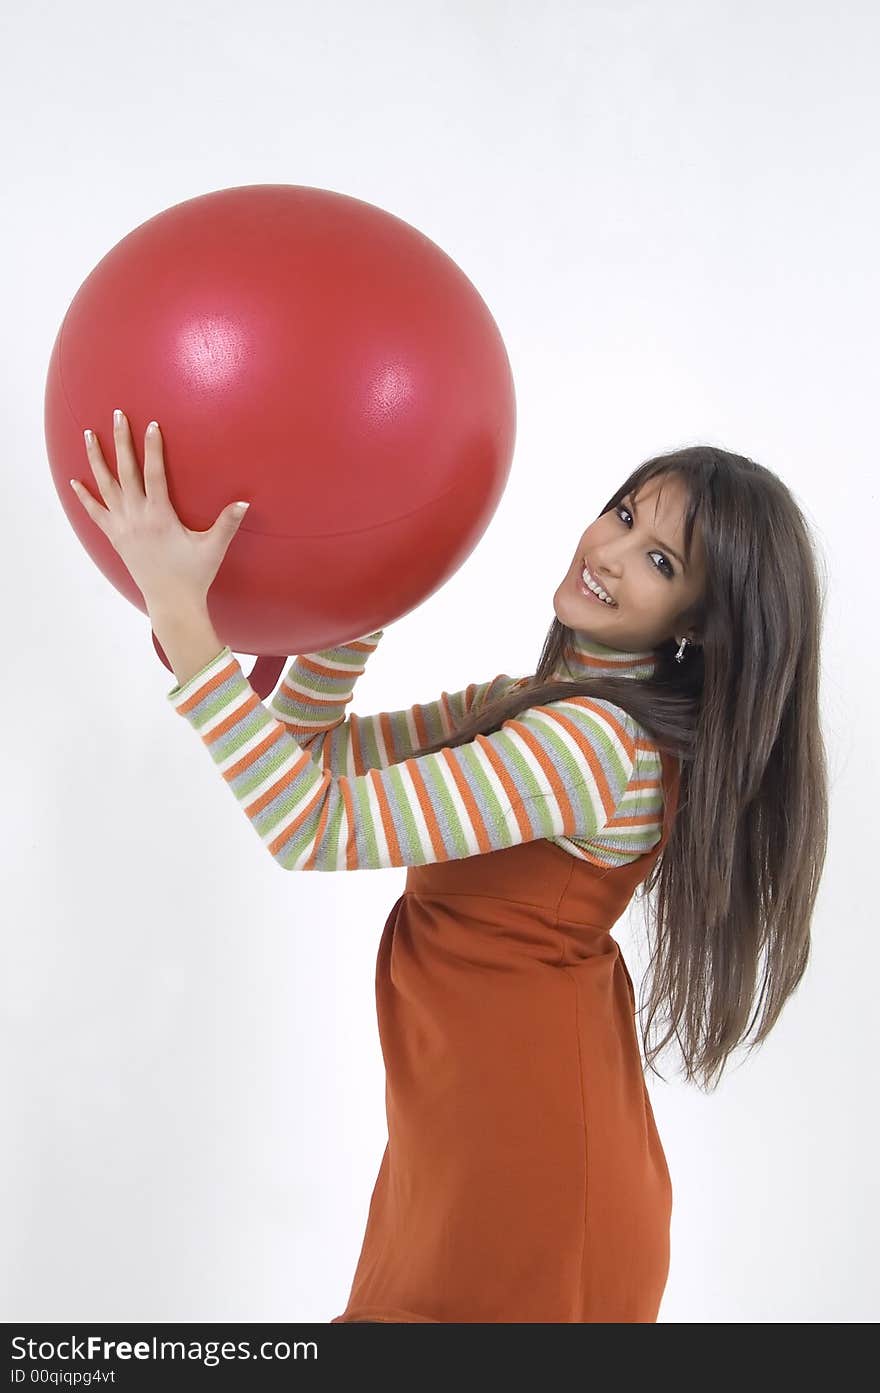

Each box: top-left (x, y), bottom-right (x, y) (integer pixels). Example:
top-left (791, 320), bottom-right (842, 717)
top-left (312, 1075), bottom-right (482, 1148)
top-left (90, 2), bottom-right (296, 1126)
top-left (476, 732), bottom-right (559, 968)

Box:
top-left (554, 589), bottom-right (600, 630)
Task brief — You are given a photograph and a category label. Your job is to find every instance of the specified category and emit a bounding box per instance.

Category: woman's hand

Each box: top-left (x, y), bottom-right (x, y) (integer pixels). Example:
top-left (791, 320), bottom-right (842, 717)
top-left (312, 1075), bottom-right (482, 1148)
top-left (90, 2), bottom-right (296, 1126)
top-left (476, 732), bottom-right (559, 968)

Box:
top-left (69, 409), bottom-right (250, 610)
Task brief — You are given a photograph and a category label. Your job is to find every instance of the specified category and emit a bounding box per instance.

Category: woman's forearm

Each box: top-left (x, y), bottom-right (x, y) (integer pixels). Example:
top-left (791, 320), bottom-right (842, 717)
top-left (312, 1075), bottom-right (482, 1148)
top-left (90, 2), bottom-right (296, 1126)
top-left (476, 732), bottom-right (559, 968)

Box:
top-left (147, 595), bottom-right (227, 690)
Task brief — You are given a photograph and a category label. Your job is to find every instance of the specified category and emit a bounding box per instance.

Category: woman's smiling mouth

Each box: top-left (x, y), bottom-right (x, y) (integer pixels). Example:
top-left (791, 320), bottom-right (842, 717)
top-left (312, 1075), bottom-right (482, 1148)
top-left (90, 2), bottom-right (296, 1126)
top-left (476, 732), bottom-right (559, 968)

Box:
top-left (579, 558), bottom-right (617, 606)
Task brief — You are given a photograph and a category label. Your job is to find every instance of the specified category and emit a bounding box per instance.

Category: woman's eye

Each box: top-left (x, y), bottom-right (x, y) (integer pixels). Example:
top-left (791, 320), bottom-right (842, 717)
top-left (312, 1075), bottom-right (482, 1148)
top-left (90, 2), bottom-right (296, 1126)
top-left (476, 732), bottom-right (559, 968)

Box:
top-left (615, 503), bottom-right (674, 578)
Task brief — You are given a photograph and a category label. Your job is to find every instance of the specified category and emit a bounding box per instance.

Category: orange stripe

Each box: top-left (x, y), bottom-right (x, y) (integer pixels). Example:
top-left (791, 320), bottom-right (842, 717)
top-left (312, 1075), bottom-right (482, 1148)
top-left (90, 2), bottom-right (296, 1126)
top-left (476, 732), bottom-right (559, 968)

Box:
top-left (439, 747), bottom-right (500, 855)
top-left (181, 673), bottom-right (338, 859)
top-left (472, 735), bottom-right (535, 843)
top-left (231, 734), bottom-right (323, 815)
top-left (440, 692), bottom-right (454, 734)
top-left (198, 703), bottom-right (330, 856)
top-left (279, 686), bottom-right (355, 710)
top-left (561, 707), bottom-right (639, 803)
top-left (350, 713), bottom-right (368, 775)
top-left (607, 812), bottom-right (661, 828)
top-left (379, 711), bottom-right (398, 764)
top-left (527, 709), bottom-right (616, 821)
top-left (412, 705), bottom-right (430, 749)
top-left (369, 769), bottom-right (404, 864)
top-left (174, 656), bottom-right (240, 716)
top-left (565, 643), bottom-right (655, 675)
top-left (265, 785), bottom-right (324, 858)
top-left (303, 787), bottom-right (335, 870)
top-left (403, 758), bottom-right (448, 861)
top-left (564, 697), bottom-right (637, 762)
top-left (341, 779), bottom-right (359, 869)
top-left (221, 725), bottom-right (289, 782)
top-left (580, 846), bottom-right (631, 868)
top-left (200, 690), bottom-right (267, 748)
top-left (496, 720), bottom-right (579, 831)
top-left (294, 654), bottom-right (369, 682)
top-left (267, 780), bottom-right (327, 858)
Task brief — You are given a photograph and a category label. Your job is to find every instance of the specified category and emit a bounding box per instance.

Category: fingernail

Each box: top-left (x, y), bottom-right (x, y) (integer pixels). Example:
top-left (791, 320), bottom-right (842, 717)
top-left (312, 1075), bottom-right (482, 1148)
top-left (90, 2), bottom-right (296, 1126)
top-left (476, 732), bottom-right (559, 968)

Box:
top-left (234, 501), bottom-right (250, 511)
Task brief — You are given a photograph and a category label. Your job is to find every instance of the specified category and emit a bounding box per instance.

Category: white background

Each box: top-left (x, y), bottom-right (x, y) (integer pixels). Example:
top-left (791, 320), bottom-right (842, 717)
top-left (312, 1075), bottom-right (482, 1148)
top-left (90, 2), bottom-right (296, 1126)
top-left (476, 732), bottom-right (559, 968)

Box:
top-left (2, 0), bottom-right (876, 1324)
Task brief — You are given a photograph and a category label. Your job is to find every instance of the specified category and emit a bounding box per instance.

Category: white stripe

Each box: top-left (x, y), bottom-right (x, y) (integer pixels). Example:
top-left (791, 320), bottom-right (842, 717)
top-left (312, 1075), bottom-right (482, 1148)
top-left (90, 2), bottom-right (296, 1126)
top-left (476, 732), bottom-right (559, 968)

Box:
top-left (360, 715), bottom-right (392, 770)
top-left (404, 754), bottom-right (496, 859)
top-left (453, 735), bottom-right (537, 841)
top-left (279, 663), bottom-right (366, 699)
top-left (550, 697), bottom-right (635, 765)
top-left (301, 645), bottom-right (375, 672)
top-left (493, 734), bottom-right (569, 838)
top-left (288, 795), bottom-right (351, 871)
top-left (395, 759), bottom-right (437, 857)
top-left (495, 716), bottom-right (602, 828)
top-left (189, 684), bottom-right (253, 735)
top-left (313, 713), bottom-right (392, 775)
top-left (259, 777), bottom-right (325, 857)
top-left (169, 652), bottom-right (234, 707)
top-left (344, 726), bottom-right (357, 781)
top-left (205, 711), bottom-right (322, 826)
top-left (404, 708), bottom-right (420, 749)
top-left (432, 752), bottom-right (484, 856)
top-left (339, 800), bottom-right (351, 868)
top-left (368, 774), bottom-right (394, 865)
top-left (519, 708), bottom-right (605, 810)
top-left (271, 712), bottom-right (344, 732)
top-left (555, 836), bottom-right (600, 862)
top-left (617, 786), bottom-right (662, 817)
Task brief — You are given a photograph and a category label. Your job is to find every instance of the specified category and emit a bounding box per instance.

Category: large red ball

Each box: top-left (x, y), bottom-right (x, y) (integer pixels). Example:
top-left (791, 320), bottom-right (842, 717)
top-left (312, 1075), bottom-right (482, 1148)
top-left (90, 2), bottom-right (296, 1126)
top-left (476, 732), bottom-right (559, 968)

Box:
top-left (45, 184), bottom-right (516, 685)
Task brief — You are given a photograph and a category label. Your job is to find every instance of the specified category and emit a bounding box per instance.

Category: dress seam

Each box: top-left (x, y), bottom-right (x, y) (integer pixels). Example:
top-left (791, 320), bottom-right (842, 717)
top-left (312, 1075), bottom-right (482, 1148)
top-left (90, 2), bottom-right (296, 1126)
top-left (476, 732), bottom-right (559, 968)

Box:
top-left (404, 889), bottom-right (574, 911)
top-left (553, 854), bottom-right (590, 1318)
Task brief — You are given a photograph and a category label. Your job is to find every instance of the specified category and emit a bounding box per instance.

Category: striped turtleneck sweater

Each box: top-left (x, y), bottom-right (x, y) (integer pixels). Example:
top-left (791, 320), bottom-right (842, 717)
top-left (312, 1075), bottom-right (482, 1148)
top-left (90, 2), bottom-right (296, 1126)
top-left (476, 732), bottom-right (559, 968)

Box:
top-left (165, 627), bottom-right (664, 871)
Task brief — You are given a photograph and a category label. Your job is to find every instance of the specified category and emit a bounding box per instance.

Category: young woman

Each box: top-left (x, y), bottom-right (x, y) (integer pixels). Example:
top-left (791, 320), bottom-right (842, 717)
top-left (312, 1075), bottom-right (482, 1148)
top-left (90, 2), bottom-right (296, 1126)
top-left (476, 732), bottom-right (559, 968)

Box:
top-left (73, 417), bottom-right (829, 1323)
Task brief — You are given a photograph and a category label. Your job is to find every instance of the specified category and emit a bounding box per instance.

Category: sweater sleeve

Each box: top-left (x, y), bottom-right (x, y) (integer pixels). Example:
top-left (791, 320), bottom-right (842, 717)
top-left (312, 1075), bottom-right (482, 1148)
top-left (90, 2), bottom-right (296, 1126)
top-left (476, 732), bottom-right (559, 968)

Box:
top-left (264, 629), bottom-right (523, 776)
top-left (165, 643), bottom-right (639, 872)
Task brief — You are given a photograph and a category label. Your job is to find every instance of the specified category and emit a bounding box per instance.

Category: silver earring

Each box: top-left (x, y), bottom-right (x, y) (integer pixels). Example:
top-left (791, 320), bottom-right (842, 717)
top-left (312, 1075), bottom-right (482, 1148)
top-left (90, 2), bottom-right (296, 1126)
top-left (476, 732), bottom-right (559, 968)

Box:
top-left (674, 636), bottom-right (688, 663)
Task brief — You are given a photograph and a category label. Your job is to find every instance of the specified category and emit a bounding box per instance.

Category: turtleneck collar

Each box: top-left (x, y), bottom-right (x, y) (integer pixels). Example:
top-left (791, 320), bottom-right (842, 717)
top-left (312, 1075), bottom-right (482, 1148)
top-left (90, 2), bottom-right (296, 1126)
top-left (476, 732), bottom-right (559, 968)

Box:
top-left (551, 628), bottom-right (659, 683)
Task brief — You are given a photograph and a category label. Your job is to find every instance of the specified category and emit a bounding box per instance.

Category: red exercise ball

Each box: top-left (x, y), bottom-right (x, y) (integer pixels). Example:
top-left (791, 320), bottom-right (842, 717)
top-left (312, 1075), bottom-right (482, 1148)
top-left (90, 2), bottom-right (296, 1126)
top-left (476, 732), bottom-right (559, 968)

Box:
top-left (45, 184), bottom-right (516, 694)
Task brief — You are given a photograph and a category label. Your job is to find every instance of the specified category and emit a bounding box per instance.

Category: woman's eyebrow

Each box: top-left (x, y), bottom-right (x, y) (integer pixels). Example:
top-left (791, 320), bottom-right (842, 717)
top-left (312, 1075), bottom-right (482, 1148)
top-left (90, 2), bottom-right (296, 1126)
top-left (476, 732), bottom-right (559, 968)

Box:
top-left (628, 494), bottom-right (688, 571)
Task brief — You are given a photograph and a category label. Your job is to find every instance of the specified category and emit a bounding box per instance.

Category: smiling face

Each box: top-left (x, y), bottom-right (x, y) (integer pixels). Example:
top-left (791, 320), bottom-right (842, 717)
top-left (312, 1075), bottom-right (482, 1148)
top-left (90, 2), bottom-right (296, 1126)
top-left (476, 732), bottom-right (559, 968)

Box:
top-left (553, 471), bottom-right (707, 653)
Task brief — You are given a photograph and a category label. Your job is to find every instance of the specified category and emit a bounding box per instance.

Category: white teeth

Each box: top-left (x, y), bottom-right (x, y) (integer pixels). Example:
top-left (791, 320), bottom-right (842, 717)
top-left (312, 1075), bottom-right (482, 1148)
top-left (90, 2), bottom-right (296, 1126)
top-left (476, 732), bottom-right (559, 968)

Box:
top-left (581, 565), bottom-right (615, 605)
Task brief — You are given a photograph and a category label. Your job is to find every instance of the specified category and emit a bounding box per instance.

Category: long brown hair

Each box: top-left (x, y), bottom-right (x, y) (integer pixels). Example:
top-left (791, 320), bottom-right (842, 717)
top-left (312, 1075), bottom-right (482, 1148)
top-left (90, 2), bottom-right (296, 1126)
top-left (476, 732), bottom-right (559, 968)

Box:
top-left (407, 446), bottom-right (829, 1093)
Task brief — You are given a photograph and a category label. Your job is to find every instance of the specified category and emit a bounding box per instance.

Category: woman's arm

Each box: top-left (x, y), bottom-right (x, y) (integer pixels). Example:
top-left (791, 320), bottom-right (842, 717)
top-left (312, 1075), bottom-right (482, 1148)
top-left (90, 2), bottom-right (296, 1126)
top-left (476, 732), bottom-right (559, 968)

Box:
top-left (157, 613), bottom-right (524, 776)
top-left (165, 640), bottom-right (645, 873)
top-left (267, 630), bottom-right (523, 776)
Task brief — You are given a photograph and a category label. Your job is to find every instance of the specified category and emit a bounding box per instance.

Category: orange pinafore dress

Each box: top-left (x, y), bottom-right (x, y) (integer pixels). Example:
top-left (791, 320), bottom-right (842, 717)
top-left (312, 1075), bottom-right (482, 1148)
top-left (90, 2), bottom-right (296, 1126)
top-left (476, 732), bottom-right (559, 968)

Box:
top-left (331, 747), bottom-right (681, 1324)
